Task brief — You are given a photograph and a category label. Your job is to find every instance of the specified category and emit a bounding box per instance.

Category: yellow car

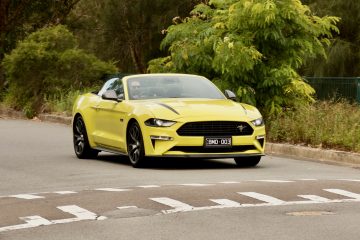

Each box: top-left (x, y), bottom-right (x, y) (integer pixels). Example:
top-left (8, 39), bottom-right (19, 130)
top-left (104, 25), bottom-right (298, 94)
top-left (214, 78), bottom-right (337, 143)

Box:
top-left (72, 73), bottom-right (265, 167)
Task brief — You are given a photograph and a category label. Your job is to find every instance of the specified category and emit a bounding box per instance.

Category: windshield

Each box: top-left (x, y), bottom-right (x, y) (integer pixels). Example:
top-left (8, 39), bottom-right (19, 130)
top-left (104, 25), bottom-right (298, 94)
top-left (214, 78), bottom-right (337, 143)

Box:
top-left (127, 75), bottom-right (225, 100)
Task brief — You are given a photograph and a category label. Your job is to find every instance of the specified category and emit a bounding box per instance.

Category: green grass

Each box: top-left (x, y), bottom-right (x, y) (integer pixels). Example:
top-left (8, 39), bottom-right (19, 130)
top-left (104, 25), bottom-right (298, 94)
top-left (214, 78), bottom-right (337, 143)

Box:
top-left (266, 100), bottom-right (360, 153)
top-left (43, 88), bottom-right (96, 116)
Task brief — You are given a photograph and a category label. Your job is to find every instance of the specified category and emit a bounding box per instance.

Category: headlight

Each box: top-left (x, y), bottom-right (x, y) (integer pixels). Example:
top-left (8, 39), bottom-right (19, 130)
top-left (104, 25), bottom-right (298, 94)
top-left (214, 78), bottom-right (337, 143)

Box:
top-left (251, 118), bottom-right (264, 127)
top-left (145, 118), bottom-right (176, 127)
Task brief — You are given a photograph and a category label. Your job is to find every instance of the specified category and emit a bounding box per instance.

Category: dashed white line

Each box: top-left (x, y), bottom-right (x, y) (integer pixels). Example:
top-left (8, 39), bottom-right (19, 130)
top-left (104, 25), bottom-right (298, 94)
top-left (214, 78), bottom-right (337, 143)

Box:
top-left (95, 188), bottom-right (132, 192)
top-left (137, 185), bottom-right (160, 188)
top-left (210, 199), bottom-right (241, 207)
top-left (0, 205), bottom-right (105, 233)
top-left (179, 183), bottom-right (214, 187)
top-left (9, 194), bottom-right (45, 200)
top-left (150, 197), bottom-right (194, 213)
top-left (54, 191), bottom-right (77, 195)
top-left (117, 206), bottom-right (138, 210)
top-left (255, 180), bottom-right (294, 183)
top-left (298, 195), bottom-right (331, 203)
top-left (218, 181), bottom-right (241, 184)
top-left (238, 192), bottom-right (286, 205)
top-left (337, 179), bottom-right (360, 182)
top-left (324, 189), bottom-right (360, 199)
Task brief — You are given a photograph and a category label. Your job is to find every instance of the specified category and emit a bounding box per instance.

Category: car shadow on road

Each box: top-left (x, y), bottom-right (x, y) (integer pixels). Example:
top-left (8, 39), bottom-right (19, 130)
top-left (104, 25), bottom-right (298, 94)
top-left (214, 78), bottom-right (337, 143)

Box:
top-left (93, 153), bottom-right (262, 170)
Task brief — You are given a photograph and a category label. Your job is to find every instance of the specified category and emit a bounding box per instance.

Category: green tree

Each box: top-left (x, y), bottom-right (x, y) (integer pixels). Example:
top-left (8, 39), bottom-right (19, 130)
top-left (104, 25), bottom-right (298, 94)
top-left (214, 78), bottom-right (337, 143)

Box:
top-left (2, 25), bottom-right (117, 117)
top-left (0, 0), bottom-right (80, 93)
top-left (149, 0), bottom-right (339, 115)
top-left (301, 0), bottom-right (360, 77)
top-left (67, 0), bottom-right (202, 73)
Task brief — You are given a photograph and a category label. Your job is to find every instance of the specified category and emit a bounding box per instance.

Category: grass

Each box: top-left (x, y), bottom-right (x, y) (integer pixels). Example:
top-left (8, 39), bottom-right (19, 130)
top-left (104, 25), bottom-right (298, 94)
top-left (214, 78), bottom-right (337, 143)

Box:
top-left (43, 88), bottom-right (96, 116)
top-left (266, 100), bottom-right (360, 153)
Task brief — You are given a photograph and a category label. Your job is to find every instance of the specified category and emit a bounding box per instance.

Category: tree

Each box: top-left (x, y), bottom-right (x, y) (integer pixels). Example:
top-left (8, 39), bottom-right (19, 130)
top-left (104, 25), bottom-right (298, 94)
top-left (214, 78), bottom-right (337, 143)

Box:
top-left (0, 0), bottom-right (80, 91)
top-left (301, 0), bottom-right (360, 77)
top-left (148, 0), bottom-right (339, 115)
top-left (67, 0), bottom-right (202, 73)
top-left (2, 25), bottom-right (117, 117)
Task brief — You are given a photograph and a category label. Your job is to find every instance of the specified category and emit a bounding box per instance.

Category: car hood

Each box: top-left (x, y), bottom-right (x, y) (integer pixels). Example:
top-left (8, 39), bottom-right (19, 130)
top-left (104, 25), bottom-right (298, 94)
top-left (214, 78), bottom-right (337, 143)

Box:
top-left (138, 98), bottom-right (258, 121)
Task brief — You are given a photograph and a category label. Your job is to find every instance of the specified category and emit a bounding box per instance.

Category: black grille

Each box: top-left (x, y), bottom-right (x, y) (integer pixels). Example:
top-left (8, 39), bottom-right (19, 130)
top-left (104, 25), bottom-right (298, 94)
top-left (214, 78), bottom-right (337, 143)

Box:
top-left (170, 145), bottom-right (256, 153)
top-left (177, 121), bottom-right (253, 136)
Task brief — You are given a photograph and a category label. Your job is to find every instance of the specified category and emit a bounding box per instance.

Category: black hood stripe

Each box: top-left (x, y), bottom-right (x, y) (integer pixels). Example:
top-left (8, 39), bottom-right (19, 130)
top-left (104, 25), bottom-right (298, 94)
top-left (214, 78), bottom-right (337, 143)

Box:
top-left (156, 103), bottom-right (180, 115)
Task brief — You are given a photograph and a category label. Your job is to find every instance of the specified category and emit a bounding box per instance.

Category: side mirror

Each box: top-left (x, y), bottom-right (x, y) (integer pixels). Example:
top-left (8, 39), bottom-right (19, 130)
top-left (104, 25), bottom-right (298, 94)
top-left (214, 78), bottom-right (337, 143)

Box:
top-left (224, 90), bottom-right (237, 101)
top-left (102, 90), bottom-right (121, 102)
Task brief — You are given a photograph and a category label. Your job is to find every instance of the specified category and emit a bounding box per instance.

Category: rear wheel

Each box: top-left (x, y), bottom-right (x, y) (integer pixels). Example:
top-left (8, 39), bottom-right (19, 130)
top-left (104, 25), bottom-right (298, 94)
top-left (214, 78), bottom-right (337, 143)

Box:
top-left (73, 116), bottom-right (99, 159)
top-left (234, 156), bottom-right (261, 167)
top-left (127, 121), bottom-right (146, 168)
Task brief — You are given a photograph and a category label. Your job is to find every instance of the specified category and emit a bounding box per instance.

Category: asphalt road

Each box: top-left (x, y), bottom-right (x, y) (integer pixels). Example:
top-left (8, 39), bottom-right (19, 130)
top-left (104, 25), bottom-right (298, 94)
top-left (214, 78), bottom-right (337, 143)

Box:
top-left (0, 119), bottom-right (360, 240)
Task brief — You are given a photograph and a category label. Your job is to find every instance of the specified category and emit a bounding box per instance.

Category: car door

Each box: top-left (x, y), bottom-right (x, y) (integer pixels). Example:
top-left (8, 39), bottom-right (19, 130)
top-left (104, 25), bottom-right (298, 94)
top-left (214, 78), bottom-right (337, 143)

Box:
top-left (92, 78), bottom-right (128, 152)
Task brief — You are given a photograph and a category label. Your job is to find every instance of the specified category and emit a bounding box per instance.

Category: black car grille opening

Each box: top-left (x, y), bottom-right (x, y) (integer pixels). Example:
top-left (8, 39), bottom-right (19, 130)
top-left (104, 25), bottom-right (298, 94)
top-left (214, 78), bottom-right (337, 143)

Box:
top-left (177, 121), bottom-right (253, 136)
top-left (170, 145), bottom-right (256, 153)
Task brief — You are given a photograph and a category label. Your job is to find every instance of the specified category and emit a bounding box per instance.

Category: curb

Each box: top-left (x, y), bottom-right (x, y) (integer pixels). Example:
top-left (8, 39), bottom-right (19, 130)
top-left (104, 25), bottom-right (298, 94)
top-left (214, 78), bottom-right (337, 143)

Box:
top-left (266, 143), bottom-right (360, 167)
top-left (1, 110), bottom-right (360, 167)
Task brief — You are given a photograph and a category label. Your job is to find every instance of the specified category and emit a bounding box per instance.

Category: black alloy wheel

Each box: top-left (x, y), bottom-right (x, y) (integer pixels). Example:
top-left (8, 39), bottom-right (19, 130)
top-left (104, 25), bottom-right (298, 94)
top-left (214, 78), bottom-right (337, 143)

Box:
top-left (127, 121), bottom-right (146, 168)
top-left (73, 116), bottom-right (99, 159)
top-left (234, 156), bottom-right (261, 167)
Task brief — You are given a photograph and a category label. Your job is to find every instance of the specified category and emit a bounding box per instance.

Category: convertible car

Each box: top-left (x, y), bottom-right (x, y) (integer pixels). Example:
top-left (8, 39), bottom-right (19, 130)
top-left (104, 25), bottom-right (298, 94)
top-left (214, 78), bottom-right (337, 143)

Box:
top-left (72, 73), bottom-right (265, 167)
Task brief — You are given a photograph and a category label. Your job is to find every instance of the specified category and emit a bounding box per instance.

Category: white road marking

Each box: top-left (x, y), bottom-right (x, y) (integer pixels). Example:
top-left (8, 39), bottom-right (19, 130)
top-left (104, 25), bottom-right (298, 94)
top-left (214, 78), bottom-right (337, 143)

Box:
top-left (297, 179), bottom-right (318, 181)
top-left (0, 216), bottom-right (52, 232)
top-left (179, 183), bottom-right (214, 187)
top-left (54, 191), bottom-right (77, 195)
top-left (52, 205), bottom-right (103, 224)
top-left (117, 206), bottom-right (138, 210)
top-left (0, 205), bottom-right (106, 233)
top-left (238, 192), bottom-right (286, 204)
top-left (298, 195), bottom-right (331, 203)
top-left (218, 181), bottom-right (241, 184)
top-left (150, 197), bottom-right (194, 213)
top-left (210, 199), bottom-right (241, 207)
top-left (137, 185), bottom-right (160, 188)
top-left (338, 179), bottom-right (360, 182)
top-left (9, 194), bottom-right (44, 200)
top-left (255, 180), bottom-right (294, 183)
top-left (95, 188), bottom-right (131, 192)
top-left (324, 189), bottom-right (360, 199)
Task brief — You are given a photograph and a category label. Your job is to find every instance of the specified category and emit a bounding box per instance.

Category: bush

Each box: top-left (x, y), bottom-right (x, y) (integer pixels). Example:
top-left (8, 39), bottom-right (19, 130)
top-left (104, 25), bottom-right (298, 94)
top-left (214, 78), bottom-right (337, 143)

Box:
top-left (2, 25), bottom-right (117, 116)
top-left (266, 100), bottom-right (360, 152)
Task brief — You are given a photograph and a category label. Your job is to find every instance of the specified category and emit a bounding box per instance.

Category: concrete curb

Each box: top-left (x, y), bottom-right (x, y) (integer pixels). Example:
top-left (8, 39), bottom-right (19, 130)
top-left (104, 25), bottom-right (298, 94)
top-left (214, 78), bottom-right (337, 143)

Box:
top-left (1, 109), bottom-right (359, 167)
top-left (266, 143), bottom-right (360, 167)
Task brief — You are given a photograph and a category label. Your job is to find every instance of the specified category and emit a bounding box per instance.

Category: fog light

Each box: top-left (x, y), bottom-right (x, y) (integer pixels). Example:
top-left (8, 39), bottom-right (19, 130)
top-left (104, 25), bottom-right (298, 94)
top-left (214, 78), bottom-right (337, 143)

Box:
top-left (256, 135), bottom-right (265, 140)
top-left (150, 136), bottom-right (173, 141)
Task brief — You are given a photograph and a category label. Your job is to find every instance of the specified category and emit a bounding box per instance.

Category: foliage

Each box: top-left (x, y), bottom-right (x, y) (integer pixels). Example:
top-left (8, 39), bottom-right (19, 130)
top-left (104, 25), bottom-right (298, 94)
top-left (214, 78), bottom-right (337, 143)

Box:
top-left (267, 100), bottom-right (360, 153)
top-left (0, 0), bottom-right (80, 89)
top-left (301, 0), bottom-right (360, 77)
top-left (2, 25), bottom-right (117, 116)
top-left (149, 0), bottom-right (339, 115)
top-left (67, 0), bottom-right (202, 73)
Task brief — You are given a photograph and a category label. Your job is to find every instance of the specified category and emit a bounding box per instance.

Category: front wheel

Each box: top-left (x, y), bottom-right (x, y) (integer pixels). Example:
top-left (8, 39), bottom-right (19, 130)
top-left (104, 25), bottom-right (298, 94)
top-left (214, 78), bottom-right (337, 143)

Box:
top-left (73, 116), bottom-right (99, 159)
top-left (234, 156), bottom-right (261, 167)
top-left (127, 121), bottom-right (146, 168)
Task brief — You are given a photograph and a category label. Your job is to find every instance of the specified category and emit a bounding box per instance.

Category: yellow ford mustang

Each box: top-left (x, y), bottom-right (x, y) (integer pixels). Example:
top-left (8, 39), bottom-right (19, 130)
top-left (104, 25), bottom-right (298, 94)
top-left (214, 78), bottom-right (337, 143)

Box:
top-left (72, 73), bottom-right (265, 167)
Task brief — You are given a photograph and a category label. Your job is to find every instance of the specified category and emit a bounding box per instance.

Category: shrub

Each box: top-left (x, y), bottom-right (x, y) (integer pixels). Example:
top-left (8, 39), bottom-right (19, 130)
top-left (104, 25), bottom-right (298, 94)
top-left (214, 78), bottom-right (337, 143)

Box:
top-left (266, 100), bottom-right (360, 152)
top-left (2, 25), bottom-right (117, 116)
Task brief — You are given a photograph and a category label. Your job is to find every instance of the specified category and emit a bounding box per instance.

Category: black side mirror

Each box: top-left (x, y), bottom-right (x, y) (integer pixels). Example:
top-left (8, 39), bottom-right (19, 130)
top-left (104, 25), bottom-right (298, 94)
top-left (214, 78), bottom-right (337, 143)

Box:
top-left (224, 90), bottom-right (237, 101)
top-left (102, 90), bottom-right (121, 102)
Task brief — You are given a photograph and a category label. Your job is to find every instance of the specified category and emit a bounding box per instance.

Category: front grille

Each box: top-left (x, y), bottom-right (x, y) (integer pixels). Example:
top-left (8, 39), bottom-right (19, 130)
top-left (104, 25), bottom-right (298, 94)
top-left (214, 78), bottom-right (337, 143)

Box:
top-left (170, 145), bottom-right (256, 153)
top-left (177, 121), bottom-right (253, 136)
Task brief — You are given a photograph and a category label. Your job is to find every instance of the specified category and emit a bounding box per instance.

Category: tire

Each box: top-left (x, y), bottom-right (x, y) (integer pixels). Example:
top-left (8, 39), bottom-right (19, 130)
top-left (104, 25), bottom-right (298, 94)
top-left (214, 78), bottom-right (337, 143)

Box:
top-left (234, 156), bottom-right (261, 167)
top-left (127, 121), bottom-right (146, 168)
top-left (73, 116), bottom-right (99, 159)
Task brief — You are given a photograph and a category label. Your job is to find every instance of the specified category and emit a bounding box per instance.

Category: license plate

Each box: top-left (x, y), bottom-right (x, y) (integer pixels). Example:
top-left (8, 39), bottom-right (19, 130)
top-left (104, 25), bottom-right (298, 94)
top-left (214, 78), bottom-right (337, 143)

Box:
top-left (204, 137), bottom-right (232, 148)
